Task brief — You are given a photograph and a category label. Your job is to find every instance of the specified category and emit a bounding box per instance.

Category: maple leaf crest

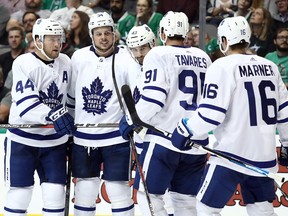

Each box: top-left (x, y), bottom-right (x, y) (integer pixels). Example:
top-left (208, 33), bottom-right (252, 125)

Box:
top-left (39, 81), bottom-right (63, 109)
top-left (133, 86), bottom-right (141, 104)
top-left (82, 77), bottom-right (112, 115)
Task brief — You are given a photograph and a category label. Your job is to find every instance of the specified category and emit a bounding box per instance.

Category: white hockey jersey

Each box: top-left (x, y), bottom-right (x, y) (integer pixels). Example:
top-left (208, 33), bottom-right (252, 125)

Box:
top-left (136, 45), bottom-right (212, 154)
top-left (186, 54), bottom-right (288, 176)
top-left (67, 46), bottom-right (133, 147)
top-left (7, 52), bottom-right (71, 147)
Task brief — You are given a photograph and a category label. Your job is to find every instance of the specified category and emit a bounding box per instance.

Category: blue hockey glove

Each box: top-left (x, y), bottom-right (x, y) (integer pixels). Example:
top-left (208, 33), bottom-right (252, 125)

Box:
top-left (278, 145), bottom-right (288, 166)
top-left (119, 115), bottom-right (137, 140)
top-left (171, 118), bottom-right (194, 151)
top-left (47, 104), bottom-right (76, 136)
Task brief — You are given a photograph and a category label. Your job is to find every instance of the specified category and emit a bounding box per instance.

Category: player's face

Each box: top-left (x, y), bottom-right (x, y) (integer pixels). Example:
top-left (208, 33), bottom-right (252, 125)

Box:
top-left (130, 43), bottom-right (150, 65)
top-left (275, 30), bottom-right (288, 52)
top-left (92, 26), bottom-right (115, 55)
top-left (8, 30), bottom-right (23, 50)
top-left (42, 35), bottom-right (62, 59)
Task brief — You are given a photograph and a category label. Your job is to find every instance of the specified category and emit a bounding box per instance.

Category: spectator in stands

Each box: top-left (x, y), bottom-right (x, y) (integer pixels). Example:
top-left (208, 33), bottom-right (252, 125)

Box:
top-left (156, 0), bottom-right (199, 24)
top-left (265, 27), bottom-right (288, 88)
top-left (41, 0), bottom-right (67, 11)
top-left (22, 11), bottom-right (40, 47)
top-left (0, 5), bottom-right (11, 46)
top-left (205, 37), bottom-right (224, 62)
top-left (6, 0), bottom-right (51, 30)
top-left (248, 7), bottom-right (273, 56)
top-left (110, 0), bottom-right (135, 44)
top-left (68, 10), bottom-right (91, 52)
top-left (184, 30), bottom-right (193, 46)
top-left (206, 0), bottom-right (238, 26)
top-left (0, 26), bottom-right (25, 82)
top-left (271, 0), bottom-right (288, 31)
top-left (0, 66), bottom-right (11, 123)
top-left (82, 0), bottom-right (110, 13)
top-left (2, 0), bottom-right (25, 14)
top-left (25, 37), bottom-right (37, 53)
top-left (134, 0), bottom-right (163, 39)
top-left (50, 0), bottom-right (94, 30)
top-left (189, 25), bottom-right (211, 48)
top-left (234, 0), bottom-right (254, 21)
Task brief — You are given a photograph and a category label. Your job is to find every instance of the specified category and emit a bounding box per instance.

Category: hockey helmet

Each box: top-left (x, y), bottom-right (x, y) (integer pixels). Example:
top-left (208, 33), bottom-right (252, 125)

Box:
top-left (88, 12), bottom-right (115, 38)
top-left (217, 16), bottom-right (251, 53)
top-left (32, 18), bottom-right (64, 43)
top-left (159, 11), bottom-right (189, 44)
top-left (127, 24), bottom-right (155, 49)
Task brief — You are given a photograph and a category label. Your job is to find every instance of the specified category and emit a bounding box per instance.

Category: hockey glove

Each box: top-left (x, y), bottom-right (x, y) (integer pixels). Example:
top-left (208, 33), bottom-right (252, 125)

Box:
top-left (47, 104), bottom-right (76, 136)
top-left (171, 118), bottom-right (194, 151)
top-left (278, 145), bottom-right (288, 166)
top-left (119, 115), bottom-right (137, 140)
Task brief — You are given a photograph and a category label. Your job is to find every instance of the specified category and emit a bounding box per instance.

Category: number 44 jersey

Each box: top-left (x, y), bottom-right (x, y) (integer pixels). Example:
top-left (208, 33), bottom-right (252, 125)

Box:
top-left (186, 54), bottom-right (288, 175)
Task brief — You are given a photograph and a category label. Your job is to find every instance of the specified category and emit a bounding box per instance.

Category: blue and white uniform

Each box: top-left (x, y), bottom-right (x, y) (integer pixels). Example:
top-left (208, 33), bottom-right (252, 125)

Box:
top-left (135, 45), bottom-right (212, 215)
top-left (4, 52), bottom-right (71, 216)
top-left (185, 54), bottom-right (288, 213)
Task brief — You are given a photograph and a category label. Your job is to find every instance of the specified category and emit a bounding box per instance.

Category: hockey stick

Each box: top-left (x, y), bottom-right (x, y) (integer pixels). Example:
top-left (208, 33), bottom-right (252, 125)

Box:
top-left (121, 84), bottom-right (288, 198)
top-left (112, 48), bottom-right (155, 216)
top-left (64, 138), bottom-right (73, 216)
top-left (0, 123), bottom-right (118, 129)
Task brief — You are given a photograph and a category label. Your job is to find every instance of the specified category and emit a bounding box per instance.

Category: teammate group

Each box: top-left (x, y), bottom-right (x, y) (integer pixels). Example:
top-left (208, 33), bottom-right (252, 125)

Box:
top-left (3, 9), bottom-right (288, 216)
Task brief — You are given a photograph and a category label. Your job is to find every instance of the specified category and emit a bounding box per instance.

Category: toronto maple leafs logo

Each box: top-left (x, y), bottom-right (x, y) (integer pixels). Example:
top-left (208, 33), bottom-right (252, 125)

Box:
top-left (82, 77), bottom-right (112, 115)
top-left (39, 81), bottom-right (63, 109)
top-left (133, 86), bottom-right (141, 104)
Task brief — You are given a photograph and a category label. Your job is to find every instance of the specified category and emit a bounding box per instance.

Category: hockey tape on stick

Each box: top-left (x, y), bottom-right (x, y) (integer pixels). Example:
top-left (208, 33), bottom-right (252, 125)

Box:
top-left (121, 84), bottom-right (287, 188)
top-left (0, 123), bottom-right (119, 129)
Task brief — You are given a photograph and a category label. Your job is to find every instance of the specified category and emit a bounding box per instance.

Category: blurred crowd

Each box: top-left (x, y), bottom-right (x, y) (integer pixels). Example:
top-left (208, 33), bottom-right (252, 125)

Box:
top-left (0, 0), bottom-right (287, 124)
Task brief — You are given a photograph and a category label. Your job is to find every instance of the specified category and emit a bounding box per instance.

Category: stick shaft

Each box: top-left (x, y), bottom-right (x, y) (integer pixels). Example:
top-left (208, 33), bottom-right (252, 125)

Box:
top-left (0, 123), bottom-right (119, 129)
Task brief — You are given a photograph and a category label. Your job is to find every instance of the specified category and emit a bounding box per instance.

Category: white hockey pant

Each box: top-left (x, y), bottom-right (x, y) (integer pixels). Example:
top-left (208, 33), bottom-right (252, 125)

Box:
top-left (4, 186), bottom-right (33, 216)
top-left (41, 182), bottom-right (65, 216)
top-left (74, 177), bottom-right (100, 216)
top-left (246, 201), bottom-right (277, 216)
top-left (137, 191), bottom-right (167, 216)
top-left (105, 180), bottom-right (134, 216)
top-left (170, 191), bottom-right (196, 215)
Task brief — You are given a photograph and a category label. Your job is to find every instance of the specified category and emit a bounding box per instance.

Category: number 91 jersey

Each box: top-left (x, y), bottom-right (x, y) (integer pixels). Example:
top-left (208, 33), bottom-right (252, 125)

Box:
top-left (136, 45), bottom-right (212, 152)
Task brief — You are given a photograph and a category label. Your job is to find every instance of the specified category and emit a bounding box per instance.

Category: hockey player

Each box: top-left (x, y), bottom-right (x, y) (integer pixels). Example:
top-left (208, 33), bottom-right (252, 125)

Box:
top-left (171, 16), bottom-right (288, 216)
top-left (120, 11), bottom-right (212, 215)
top-left (4, 18), bottom-right (75, 216)
top-left (67, 12), bottom-right (135, 216)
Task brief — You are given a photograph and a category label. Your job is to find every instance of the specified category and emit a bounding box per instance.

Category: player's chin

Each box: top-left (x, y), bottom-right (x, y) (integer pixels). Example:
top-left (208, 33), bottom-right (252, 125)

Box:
top-left (50, 51), bottom-right (60, 59)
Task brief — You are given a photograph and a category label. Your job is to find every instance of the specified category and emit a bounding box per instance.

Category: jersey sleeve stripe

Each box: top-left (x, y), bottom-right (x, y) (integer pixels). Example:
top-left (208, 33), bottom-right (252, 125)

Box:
top-left (279, 101), bottom-right (288, 111)
top-left (143, 86), bottom-right (167, 95)
top-left (141, 95), bottom-right (164, 108)
top-left (277, 117), bottom-right (288, 124)
top-left (16, 94), bottom-right (39, 106)
top-left (66, 103), bottom-right (75, 109)
top-left (198, 112), bottom-right (221, 126)
top-left (8, 128), bottom-right (63, 140)
top-left (199, 103), bottom-right (227, 114)
top-left (19, 101), bottom-right (42, 117)
top-left (67, 94), bottom-right (75, 100)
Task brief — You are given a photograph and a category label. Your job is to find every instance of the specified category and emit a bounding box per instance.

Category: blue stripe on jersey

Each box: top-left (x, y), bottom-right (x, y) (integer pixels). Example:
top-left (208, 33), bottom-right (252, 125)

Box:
top-left (16, 94), bottom-right (39, 106)
top-left (74, 205), bottom-right (96, 212)
top-left (75, 130), bottom-right (121, 140)
top-left (199, 103), bottom-right (226, 114)
top-left (215, 151), bottom-right (277, 168)
top-left (67, 94), bottom-right (75, 100)
top-left (279, 101), bottom-right (288, 111)
top-left (19, 101), bottom-right (42, 117)
top-left (143, 86), bottom-right (167, 95)
top-left (141, 95), bottom-right (164, 108)
top-left (111, 204), bottom-right (134, 213)
top-left (278, 117), bottom-right (288, 123)
top-left (8, 128), bottom-right (63, 140)
top-left (198, 112), bottom-right (221, 126)
top-left (43, 208), bottom-right (64, 213)
top-left (66, 103), bottom-right (75, 109)
top-left (4, 207), bottom-right (26, 213)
